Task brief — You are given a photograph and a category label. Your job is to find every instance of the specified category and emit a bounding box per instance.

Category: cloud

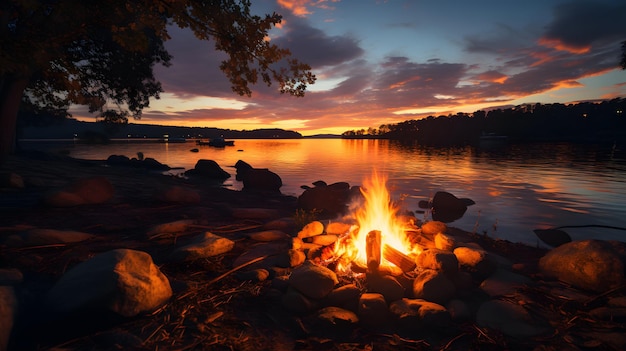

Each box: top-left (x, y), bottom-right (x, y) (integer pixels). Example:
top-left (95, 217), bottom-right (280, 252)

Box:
top-left (541, 0), bottom-right (626, 53)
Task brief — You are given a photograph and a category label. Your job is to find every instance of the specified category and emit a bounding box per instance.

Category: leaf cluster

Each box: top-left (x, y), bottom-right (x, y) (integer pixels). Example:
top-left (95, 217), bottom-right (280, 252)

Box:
top-left (1, 0), bottom-right (315, 120)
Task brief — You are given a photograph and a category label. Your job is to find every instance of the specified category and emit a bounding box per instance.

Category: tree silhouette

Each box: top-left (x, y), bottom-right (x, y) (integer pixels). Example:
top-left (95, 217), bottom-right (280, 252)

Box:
top-left (0, 0), bottom-right (316, 161)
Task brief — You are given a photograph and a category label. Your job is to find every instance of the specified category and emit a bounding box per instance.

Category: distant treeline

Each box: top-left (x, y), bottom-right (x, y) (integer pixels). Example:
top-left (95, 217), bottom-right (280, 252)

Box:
top-left (17, 116), bottom-right (302, 140)
top-left (342, 98), bottom-right (626, 145)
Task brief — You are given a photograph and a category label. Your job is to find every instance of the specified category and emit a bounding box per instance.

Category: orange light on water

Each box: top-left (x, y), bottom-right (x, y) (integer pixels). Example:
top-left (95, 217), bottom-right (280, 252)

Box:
top-left (333, 171), bottom-right (420, 273)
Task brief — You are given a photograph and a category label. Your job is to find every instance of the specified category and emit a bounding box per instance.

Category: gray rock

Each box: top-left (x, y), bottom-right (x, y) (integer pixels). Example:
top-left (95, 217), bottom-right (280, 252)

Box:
top-left (46, 249), bottom-right (172, 317)
top-left (477, 299), bottom-right (551, 338)
top-left (170, 232), bottom-right (235, 261)
top-left (416, 248), bottom-right (459, 276)
top-left (307, 306), bottom-right (359, 337)
top-left (281, 288), bottom-right (317, 314)
top-left (358, 293), bottom-right (391, 329)
top-left (479, 268), bottom-right (531, 297)
top-left (413, 269), bottom-right (456, 304)
top-left (366, 274), bottom-right (405, 303)
top-left (289, 261), bottom-right (338, 299)
top-left (389, 298), bottom-right (451, 330)
top-left (539, 239), bottom-right (625, 292)
top-left (454, 246), bottom-right (497, 279)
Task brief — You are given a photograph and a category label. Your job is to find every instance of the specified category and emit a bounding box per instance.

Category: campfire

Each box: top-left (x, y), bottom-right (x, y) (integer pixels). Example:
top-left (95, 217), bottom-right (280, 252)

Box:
top-left (331, 171), bottom-right (422, 274)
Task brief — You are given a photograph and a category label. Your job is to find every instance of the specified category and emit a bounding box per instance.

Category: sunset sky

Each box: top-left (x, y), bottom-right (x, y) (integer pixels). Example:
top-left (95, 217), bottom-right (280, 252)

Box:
top-left (73, 0), bottom-right (626, 136)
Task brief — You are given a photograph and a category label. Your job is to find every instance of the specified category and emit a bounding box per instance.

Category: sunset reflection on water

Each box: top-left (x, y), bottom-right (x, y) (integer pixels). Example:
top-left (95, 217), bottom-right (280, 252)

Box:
top-left (22, 138), bottom-right (626, 246)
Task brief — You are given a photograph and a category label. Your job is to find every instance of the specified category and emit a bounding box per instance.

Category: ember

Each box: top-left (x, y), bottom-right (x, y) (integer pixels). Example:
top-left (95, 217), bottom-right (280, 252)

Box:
top-left (332, 171), bottom-right (421, 273)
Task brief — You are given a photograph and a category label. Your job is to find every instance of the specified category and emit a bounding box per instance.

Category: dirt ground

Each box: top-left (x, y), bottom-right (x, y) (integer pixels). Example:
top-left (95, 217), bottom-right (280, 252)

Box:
top-left (1, 151), bottom-right (623, 351)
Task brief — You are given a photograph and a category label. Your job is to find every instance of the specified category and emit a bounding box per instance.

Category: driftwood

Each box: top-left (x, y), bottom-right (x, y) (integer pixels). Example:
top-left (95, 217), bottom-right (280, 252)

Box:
top-left (383, 244), bottom-right (416, 272)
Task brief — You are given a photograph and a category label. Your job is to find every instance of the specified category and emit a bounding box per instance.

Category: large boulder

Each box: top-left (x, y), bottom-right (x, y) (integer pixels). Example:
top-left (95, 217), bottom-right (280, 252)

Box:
top-left (298, 181), bottom-right (360, 216)
top-left (46, 249), bottom-right (172, 317)
top-left (539, 239), bottom-right (625, 292)
top-left (234, 160), bottom-right (282, 192)
top-left (184, 159), bottom-right (230, 180)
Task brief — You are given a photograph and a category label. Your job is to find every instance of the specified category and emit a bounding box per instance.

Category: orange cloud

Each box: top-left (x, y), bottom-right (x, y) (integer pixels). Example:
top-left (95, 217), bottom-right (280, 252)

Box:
top-left (277, 0), bottom-right (338, 17)
top-left (538, 37), bottom-right (590, 54)
top-left (475, 71), bottom-right (508, 84)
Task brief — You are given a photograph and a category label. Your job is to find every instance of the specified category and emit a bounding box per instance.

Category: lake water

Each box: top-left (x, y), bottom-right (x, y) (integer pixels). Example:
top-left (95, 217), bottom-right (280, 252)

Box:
top-left (19, 138), bottom-right (626, 247)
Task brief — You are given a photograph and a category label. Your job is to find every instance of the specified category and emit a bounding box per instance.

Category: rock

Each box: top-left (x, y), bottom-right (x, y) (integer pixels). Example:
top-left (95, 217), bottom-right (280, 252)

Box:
top-left (325, 222), bottom-right (353, 235)
top-left (446, 299), bottom-right (472, 321)
top-left (184, 159), bottom-right (230, 180)
top-left (43, 176), bottom-right (114, 207)
top-left (358, 293), bottom-right (391, 329)
top-left (324, 284), bottom-right (361, 310)
top-left (248, 230), bottom-right (290, 242)
top-left (454, 246), bottom-right (497, 279)
top-left (271, 249), bottom-right (306, 268)
top-left (297, 182), bottom-right (357, 215)
top-left (170, 232), bottom-right (235, 261)
top-left (366, 274), bottom-right (405, 303)
top-left (416, 248), bottom-right (459, 276)
top-left (434, 232), bottom-right (456, 251)
top-left (289, 261), bottom-right (338, 299)
top-left (281, 288), bottom-right (317, 314)
top-left (421, 221), bottom-right (448, 237)
top-left (539, 240), bottom-right (625, 292)
top-left (431, 191), bottom-right (474, 223)
top-left (146, 219), bottom-right (196, 238)
top-left (160, 186), bottom-right (201, 203)
top-left (46, 249), bottom-right (172, 317)
top-left (476, 299), bottom-right (551, 338)
top-left (412, 269), bottom-right (456, 305)
top-left (236, 269), bottom-right (270, 282)
top-left (479, 268), bottom-right (532, 297)
top-left (310, 234), bottom-right (338, 246)
top-left (306, 306), bottom-right (359, 337)
top-left (0, 286), bottom-right (17, 351)
top-left (389, 298), bottom-right (451, 330)
top-left (297, 221), bottom-right (324, 239)
top-left (235, 160), bottom-right (282, 192)
top-left (5, 228), bottom-right (95, 247)
top-left (533, 228), bottom-right (572, 247)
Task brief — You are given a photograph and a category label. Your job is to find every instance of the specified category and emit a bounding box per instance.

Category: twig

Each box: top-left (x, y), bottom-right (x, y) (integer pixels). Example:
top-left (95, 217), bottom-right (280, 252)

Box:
top-left (441, 332), bottom-right (470, 351)
top-left (205, 255), bottom-right (270, 286)
top-left (584, 284), bottom-right (625, 306)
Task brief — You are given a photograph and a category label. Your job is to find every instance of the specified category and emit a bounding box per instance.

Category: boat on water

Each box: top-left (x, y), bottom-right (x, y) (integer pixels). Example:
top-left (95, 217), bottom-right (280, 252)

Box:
top-left (196, 138), bottom-right (235, 147)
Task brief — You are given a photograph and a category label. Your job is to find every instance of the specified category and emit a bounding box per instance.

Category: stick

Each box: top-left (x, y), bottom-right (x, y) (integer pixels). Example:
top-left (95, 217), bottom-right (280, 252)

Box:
top-left (383, 244), bottom-right (416, 272)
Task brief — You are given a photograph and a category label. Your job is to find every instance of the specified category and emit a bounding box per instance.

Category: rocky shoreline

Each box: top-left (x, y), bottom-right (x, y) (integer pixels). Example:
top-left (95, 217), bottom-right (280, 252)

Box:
top-left (1, 151), bottom-right (625, 350)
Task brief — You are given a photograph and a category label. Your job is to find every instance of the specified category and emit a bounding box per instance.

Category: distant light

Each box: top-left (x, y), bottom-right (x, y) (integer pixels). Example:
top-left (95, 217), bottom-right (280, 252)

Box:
top-left (582, 113), bottom-right (588, 118)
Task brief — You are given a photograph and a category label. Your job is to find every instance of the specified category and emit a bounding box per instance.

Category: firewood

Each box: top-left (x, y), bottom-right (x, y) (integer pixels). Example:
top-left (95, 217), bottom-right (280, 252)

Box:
top-left (383, 244), bottom-right (416, 272)
top-left (366, 230), bottom-right (382, 272)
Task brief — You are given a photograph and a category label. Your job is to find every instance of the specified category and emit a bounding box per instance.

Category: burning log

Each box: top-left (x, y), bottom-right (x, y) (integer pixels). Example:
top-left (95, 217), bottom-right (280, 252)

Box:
top-left (366, 230), bottom-right (381, 272)
top-left (383, 244), bottom-right (416, 273)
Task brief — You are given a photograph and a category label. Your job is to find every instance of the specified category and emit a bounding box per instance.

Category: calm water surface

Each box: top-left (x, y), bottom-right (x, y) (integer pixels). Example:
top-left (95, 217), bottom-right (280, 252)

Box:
top-left (20, 138), bottom-right (626, 246)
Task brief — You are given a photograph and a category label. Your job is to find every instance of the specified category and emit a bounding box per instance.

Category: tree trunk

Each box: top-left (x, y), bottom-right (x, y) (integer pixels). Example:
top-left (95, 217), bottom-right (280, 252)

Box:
top-left (0, 76), bottom-right (28, 163)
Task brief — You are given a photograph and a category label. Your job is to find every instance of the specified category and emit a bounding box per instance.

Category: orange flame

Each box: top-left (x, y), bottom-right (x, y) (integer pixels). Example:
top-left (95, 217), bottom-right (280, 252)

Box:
top-left (333, 171), bottom-right (419, 273)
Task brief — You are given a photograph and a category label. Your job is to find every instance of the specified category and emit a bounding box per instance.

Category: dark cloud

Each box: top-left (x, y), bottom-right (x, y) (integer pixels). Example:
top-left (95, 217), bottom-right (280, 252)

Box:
top-left (273, 15), bottom-right (365, 68)
top-left (542, 1), bottom-right (626, 51)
